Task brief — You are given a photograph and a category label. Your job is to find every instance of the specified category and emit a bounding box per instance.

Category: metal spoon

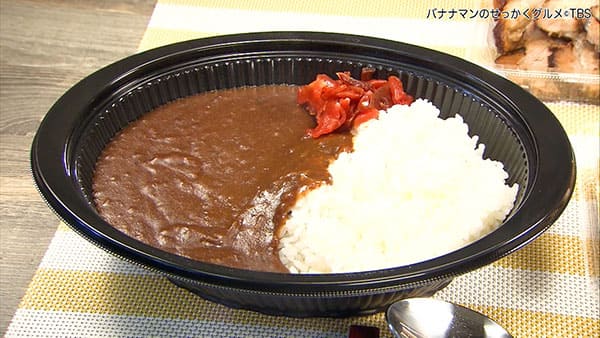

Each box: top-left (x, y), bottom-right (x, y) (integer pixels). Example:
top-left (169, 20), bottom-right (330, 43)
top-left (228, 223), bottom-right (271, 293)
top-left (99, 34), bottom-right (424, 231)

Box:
top-left (386, 298), bottom-right (513, 338)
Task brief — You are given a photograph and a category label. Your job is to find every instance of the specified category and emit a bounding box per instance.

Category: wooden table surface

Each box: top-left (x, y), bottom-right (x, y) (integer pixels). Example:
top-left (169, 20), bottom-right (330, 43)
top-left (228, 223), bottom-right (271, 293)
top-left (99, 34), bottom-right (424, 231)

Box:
top-left (0, 0), bottom-right (156, 334)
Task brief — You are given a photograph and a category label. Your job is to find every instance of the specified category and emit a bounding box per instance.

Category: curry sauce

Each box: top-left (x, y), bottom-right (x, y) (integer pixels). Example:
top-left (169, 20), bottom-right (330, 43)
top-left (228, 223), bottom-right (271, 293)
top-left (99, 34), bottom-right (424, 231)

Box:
top-left (92, 85), bottom-right (352, 272)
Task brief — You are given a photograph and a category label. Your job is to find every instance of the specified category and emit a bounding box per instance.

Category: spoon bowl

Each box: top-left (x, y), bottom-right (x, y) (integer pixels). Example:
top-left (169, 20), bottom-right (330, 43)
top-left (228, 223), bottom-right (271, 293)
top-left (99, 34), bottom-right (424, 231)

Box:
top-left (386, 298), bottom-right (512, 338)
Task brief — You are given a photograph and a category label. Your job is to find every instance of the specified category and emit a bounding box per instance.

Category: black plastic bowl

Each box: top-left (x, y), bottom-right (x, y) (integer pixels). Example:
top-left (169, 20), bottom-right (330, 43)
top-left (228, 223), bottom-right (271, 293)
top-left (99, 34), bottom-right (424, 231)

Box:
top-left (31, 32), bottom-right (575, 317)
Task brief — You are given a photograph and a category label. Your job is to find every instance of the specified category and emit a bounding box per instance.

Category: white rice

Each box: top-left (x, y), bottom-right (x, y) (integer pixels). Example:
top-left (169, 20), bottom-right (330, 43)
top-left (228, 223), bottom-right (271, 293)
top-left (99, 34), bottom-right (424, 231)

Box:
top-left (278, 99), bottom-right (518, 273)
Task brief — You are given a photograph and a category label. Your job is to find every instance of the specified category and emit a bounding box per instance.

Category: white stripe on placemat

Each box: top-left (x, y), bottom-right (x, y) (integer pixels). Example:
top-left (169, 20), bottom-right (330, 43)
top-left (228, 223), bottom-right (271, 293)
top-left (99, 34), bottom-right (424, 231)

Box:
top-left (39, 229), bottom-right (151, 275)
top-left (548, 199), bottom-right (598, 237)
top-left (5, 309), bottom-right (348, 338)
top-left (436, 264), bottom-right (600, 318)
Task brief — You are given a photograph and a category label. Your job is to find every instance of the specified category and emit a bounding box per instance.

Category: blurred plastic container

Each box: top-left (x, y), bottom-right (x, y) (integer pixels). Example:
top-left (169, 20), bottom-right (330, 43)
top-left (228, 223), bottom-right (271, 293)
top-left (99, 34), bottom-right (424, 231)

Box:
top-left (467, 0), bottom-right (599, 104)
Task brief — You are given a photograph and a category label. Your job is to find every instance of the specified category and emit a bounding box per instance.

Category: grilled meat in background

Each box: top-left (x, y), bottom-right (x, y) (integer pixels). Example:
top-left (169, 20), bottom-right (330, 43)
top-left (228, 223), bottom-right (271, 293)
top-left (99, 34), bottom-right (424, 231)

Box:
top-left (492, 0), bottom-right (599, 103)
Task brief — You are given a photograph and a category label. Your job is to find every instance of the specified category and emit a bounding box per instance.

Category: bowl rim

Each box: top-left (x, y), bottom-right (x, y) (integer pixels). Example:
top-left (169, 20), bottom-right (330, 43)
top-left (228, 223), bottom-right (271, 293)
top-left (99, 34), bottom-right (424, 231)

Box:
top-left (30, 31), bottom-right (576, 293)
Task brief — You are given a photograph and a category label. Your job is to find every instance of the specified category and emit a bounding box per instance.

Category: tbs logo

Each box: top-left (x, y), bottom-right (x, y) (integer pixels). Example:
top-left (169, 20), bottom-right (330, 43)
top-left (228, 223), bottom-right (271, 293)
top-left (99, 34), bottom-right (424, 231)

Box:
top-left (567, 8), bottom-right (592, 19)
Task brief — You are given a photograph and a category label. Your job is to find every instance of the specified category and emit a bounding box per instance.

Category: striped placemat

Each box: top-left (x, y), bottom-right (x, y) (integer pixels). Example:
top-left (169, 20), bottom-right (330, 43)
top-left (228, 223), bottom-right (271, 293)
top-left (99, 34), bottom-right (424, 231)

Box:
top-left (7, 1), bottom-right (599, 337)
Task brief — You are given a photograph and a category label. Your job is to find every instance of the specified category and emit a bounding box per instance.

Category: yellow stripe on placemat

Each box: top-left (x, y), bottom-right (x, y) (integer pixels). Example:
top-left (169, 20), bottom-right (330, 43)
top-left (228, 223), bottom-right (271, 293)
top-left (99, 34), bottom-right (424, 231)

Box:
top-left (19, 270), bottom-right (257, 321)
top-left (18, 269), bottom-right (391, 335)
top-left (548, 102), bottom-right (600, 137)
top-left (469, 304), bottom-right (600, 338)
top-left (138, 28), bottom-right (214, 52)
top-left (157, 0), bottom-right (482, 19)
top-left (493, 233), bottom-right (589, 276)
top-left (57, 222), bottom-right (70, 232)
